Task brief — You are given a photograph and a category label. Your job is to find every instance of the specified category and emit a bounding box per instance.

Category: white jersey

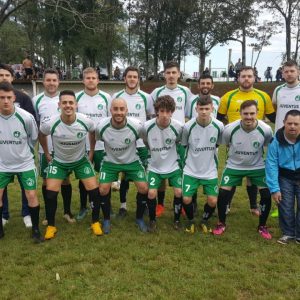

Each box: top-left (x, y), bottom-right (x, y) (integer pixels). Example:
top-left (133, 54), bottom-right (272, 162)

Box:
top-left (40, 113), bottom-right (95, 163)
top-left (221, 119), bottom-right (273, 170)
top-left (112, 89), bottom-right (154, 148)
top-left (32, 92), bottom-right (60, 153)
top-left (0, 107), bottom-right (37, 172)
top-left (151, 84), bottom-right (193, 123)
top-left (186, 94), bottom-right (220, 119)
top-left (272, 83), bottom-right (300, 132)
top-left (182, 117), bottom-right (224, 179)
top-left (96, 117), bottom-right (142, 164)
top-left (76, 90), bottom-right (111, 151)
top-left (141, 118), bottom-right (183, 174)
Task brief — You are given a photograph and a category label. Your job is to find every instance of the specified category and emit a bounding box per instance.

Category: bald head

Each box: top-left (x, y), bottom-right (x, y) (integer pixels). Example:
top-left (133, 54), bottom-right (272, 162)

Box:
top-left (111, 97), bottom-right (127, 109)
top-left (110, 97), bottom-right (128, 127)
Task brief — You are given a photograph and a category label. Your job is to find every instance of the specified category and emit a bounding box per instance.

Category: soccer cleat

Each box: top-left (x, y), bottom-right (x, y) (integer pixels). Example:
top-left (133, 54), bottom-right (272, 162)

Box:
top-left (23, 215), bottom-right (32, 228)
top-left (250, 208), bottom-right (261, 217)
top-left (185, 221), bottom-right (195, 234)
top-left (212, 223), bottom-right (226, 235)
top-left (76, 208), bottom-right (88, 221)
top-left (277, 235), bottom-right (295, 245)
top-left (63, 213), bottom-right (76, 224)
top-left (32, 229), bottom-right (44, 243)
top-left (136, 218), bottom-right (148, 233)
top-left (2, 218), bottom-right (8, 227)
top-left (156, 204), bottom-right (165, 217)
top-left (103, 220), bottom-right (111, 234)
top-left (258, 226), bottom-right (272, 240)
top-left (173, 220), bottom-right (181, 231)
top-left (271, 208), bottom-right (279, 218)
top-left (44, 226), bottom-right (57, 240)
top-left (200, 222), bottom-right (212, 234)
top-left (148, 220), bottom-right (157, 233)
top-left (91, 222), bottom-right (103, 236)
top-left (117, 208), bottom-right (128, 218)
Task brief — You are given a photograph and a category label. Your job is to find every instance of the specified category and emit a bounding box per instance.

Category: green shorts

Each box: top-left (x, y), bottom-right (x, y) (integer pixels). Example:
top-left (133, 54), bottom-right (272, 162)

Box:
top-left (92, 150), bottom-right (105, 173)
top-left (148, 169), bottom-right (182, 189)
top-left (182, 174), bottom-right (218, 197)
top-left (99, 160), bottom-right (147, 183)
top-left (47, 156), bottom-right (95, 180)
top-left (220, 168), bottom-right (267, 187)
top-left (0, 168), bottom-right (37, 190)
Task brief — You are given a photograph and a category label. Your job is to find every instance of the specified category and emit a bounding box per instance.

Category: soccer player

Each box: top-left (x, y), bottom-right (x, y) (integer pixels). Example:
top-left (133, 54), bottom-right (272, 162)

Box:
top-left (217, 66), bottom-right (276, 216)
top-left (266, 110), bottom-right (300, 244)
top-left (76, 67), bottom-right (111, 221)
top-left (39, 90), bottom-right (102, 240)
top-left (96, 98), bottom-right (149, 234)
top-left (32, 68), bottom-right (74, 224)
top-left (141, 95), bottom-right (183, 231)
top-left (181, 96), bottom-right (224, 233)
top-left (0, 63), bottom-right (36, 228)
top-left (151, 61), bottom-right (193, 216)
top-left (213, 100), bottom-right (273, 239)
top-left (0, 82), bottom-right (43, 242)
top-left (111, 66), bottom-right (154, 217)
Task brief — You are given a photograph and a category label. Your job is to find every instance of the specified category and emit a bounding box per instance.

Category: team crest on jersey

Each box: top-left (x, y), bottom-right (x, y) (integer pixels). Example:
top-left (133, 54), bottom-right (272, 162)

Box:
top-left (26, 178), bottom-right (35, 187)
top-left (165, 138), bottom-right (172, 144)
top-left (84, 167), bottom-right (91, 175)
top-left (98, 104), bottom-right (103, 110)
top-left (252, 141), bottom-right (260, 148)
top-left (135, 104), bottom-right (141, 110)
top-left (177, 97), bottom-right (183, 102)
top-left (125, 138), bottom-right (131, 144)
top-left (137, 171), bottom-right (144, 179)
top-left (13, 131), bottom-right (21, 138)
top-left (77, 132), bottom-right (84, 138)
top-left (210, 137), bottom-right (217, 143)
top-left (295, 95), bottom-right (300, 101)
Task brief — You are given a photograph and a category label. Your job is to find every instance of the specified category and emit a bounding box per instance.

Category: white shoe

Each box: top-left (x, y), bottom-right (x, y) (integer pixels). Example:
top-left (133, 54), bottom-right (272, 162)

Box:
top-left (23, 215), bottom-right (32, 228)
top-left (2, 218), bottom-right (8, 227)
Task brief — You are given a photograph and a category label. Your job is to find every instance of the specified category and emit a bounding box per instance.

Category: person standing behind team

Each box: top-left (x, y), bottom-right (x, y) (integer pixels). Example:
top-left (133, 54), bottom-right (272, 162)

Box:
top-left (0, 82), bottom-right (43, 242)
top-left (213, 100), bottom-right (273, 239)
top-left (75, 67), bottom-right (111, 221)
top-left (111, 66), bottom-right (154, 217)
top-left (151, 61), bottom-right (193, 216)
top-left (39, 90), bottom-right (102, 240)
top-left (182, 96), bottom-right (224, 234)
top-left (32, 68), bottom-right (74, 224)
top-left (141, 95), bottom-right (183, 231)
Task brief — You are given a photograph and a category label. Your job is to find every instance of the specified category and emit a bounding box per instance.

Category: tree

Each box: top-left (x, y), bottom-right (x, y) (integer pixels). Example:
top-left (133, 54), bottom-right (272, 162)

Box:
top-left (0, 0), bottom-right (30, 26)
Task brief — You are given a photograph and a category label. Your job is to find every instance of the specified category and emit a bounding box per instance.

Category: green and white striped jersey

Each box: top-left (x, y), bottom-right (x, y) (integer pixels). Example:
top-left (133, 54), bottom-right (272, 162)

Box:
top-left (221, 119), bottom-right (273, 170)
top-left (76, 90), bottom-right (111, 151)
top-left (40, 113), bottom-right (95, 163)
top-left (141, 118), bottom-right (183, 174)
top-left (32, 92), bottom-right (60, 153)
top-left (151, 85), bottom-right (193, 123)
top-left (0, 107), bottom-right (38, 172)
top-left (96, 117), bottom-right (142, 164)
top-left (182, 117), bottom-right (224, 179)
top-left (272, 83), bottom-right (300, 132)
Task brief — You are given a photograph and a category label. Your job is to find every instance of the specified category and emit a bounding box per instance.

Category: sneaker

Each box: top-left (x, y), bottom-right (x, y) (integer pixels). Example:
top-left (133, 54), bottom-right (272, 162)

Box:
top-left (200, 222), bottom-right (212, 234)
top-left (117, 208), bottom-right (128, 218)
top-left (91, 222), bottom-right (103, 236)
top-left (45, 226), bottom-right (57, 240)
top-left (136, 218), bottom-right (148, 233)
top-left (258, 226), bottom-right (272, 240)
top-left (185, 221), bottom-right (195, 234)
top-left (277, 235), bottom-right (295, 245)
top-left (250, 208), bottom-right (261, 217)
top-left (2, 218), bottom-right (8, 227)
top-left (76, 208), bottom-right (88, 221)
top-left (173, 220), bottom-right (181, 231)
top-left (63, 213), bottom-right (76, 224)
top-left (42, 219), bottom-right (48, 226)
top-left (32, 229), bottom-right (44, 243)
top-left (212, 223), bottom-right (226, 235)
top-left (271, 208), bottom-right (279, 218)
top-left (156, 204), bottom-right (165, 217)
top-left (23, 215), bottom-right (32, 228)
top-left (148, 220), bottom-right (157, 233)
top-left (103, 220), bottom-right (111, 234)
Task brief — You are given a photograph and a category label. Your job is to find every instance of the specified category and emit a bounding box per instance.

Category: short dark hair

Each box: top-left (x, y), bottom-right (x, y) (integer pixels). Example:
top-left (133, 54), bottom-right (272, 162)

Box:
top-left (123, 66), bottom-right (140, 78)
top-left (154, 95), bottom-right (175, 113)
top-left (59, 90), bottom-right (76, 100)
top-left (196, 95), bottom-right (212, 106)
top-left (0, 64), bottom-right (14, 77)
top-left (44, 68), bottom-right (59, 78)
top-left (282, 60), bottom-right (298, 69)
top-left (284, 109), bottom-right (300, 121)
top-left (198, 74), bottom-right (214, 84)
top-left (240, 100), bottom-right (257, 111)
top-left (0, 81), bottom-right (14, 92)
top-left (164, 61), bottom-right (180, 71)
top-left (239, 66), bottom-right (255, 76)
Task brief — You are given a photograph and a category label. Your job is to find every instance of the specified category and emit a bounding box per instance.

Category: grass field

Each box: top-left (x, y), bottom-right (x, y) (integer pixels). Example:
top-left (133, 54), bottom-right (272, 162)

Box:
top-left (1, 146), bottom-right (300, 300)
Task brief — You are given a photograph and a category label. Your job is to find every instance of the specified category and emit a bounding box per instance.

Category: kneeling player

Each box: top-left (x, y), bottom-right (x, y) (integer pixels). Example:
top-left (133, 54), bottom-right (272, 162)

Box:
top-left (142, 95), bottom-right (183, 231)
top-left (181, 96), bottom-right (224, 233)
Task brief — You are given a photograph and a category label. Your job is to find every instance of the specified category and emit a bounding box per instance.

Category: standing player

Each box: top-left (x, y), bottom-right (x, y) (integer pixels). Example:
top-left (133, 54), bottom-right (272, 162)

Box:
top-left (141, 95), bottom-right (183, 231)
top-left (151, 61), bottom-right (193, 216)
top-left (39, 90), bottom-right (102, 240)
top-left (76, 67), bottom-right (111, 221)
top-left (0, 82), bottom-right (43, 242)
top-left (181, 96), bottom-right (224, 233)
top-left (112, 66), bottom-right (154, 217)
top-left (32, 69), bottom-right (74, 224)
top-left (96, 98), bottom-right (149, 234)
top-left (213, 100), bottom-right (273, 239)
top-left (217, 66), bottom-right (276, 216)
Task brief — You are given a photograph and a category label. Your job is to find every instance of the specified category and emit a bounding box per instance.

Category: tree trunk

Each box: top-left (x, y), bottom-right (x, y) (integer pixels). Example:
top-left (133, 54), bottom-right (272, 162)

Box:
top-left (144, 9), bottom-right (150, 78)
top-left (198, 51), bottom-right (206, 74)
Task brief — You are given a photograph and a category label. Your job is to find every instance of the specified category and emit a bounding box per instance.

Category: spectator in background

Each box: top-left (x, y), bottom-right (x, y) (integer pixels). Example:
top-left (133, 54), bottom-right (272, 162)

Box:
top-left (235, 58), bottom-right (243, 77)
top-left (228, 65), bottom-right (236, 82)
top-left (276, 67), bottom-right (283, 82)
top-left (203, 67), bottom-right (210, 76)
top-left (264, 67), bottom-right (273, 82)
top-left (254, 67), bottom-right (260, 82)
top-left (114, 66), bottom-right (121, 80)
top-left (22, 56), bottom-right (34, 80)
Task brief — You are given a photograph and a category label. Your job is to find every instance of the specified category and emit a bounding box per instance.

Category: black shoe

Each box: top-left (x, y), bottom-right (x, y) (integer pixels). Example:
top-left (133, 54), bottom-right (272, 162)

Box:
top-left (148, 220), bottom-right (157, 233)
top-left (118, 208), bottom-right (127, 218)
top-left (32, 229), bottom-right (44, 243)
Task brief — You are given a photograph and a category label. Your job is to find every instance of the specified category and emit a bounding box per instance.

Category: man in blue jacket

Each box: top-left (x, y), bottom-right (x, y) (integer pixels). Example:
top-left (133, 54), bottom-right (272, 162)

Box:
top-left (266, 110), bottom-right (300, 244)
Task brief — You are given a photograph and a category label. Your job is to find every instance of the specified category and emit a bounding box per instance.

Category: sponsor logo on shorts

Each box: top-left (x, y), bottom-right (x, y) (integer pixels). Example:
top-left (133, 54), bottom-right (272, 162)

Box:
top-left (98, 104), bottom-right (103, 110)
top-left (13, 131), bottom-right (21, 138)
top-left (177, 97), bottom-right (183, 102)
top-left (135, 104), bottom-right (141, 110)
top-left (84, 167), bottom-right (91, 174)
top-left (252, 141), bottom-right (260, 148)
top-left (125, 138), bottom-right (131, 144)
top-left (295, 95), bottom-right (300, 101)
top-left (165, 138), bottom-right (172, 145)
top-left (77, 132), bottom-right (84, 138)
top-left (137, 171), bottom-right (144, 179)
top-left (26, 178), bottom-right (35, 187)
top-left (210, 137), bottom-right (217, 143)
